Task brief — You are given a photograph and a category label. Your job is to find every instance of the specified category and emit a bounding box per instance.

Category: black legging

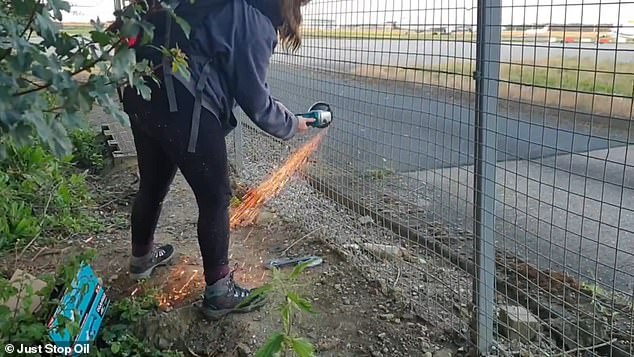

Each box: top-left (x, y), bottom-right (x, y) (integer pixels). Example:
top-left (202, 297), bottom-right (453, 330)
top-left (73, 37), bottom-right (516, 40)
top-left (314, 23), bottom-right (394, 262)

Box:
top-left (122, 79), bottom-right (231, 283)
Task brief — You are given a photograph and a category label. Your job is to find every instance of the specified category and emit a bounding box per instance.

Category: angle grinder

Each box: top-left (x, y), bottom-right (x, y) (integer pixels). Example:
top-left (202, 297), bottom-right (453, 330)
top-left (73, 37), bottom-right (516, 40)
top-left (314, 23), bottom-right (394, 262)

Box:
top-left (296, 102), bottom-right (333, 129)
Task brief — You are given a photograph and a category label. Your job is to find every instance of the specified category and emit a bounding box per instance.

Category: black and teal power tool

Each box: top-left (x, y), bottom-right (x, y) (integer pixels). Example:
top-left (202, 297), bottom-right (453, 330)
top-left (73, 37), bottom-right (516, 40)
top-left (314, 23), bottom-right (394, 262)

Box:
top-left (296, 102), bottom-right (333, 129)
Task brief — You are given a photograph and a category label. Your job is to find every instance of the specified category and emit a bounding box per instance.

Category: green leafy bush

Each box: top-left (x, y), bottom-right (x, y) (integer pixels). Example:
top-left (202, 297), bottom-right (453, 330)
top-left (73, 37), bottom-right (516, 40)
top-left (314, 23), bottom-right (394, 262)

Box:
top-left (0, 0), bottom-right (190, 158)
top-left (0, 250), bottom-right (181, 356)
top-left (0, 140), bottom-right (99, 252)
top-left (69, 129), bottom-right (109, 172)
top-left (96, 291), bottom-right (184, 357)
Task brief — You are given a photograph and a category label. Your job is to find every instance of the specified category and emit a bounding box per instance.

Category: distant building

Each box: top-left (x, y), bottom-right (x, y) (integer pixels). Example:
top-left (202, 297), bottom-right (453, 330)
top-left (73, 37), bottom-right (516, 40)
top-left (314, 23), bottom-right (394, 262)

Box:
top-left (341, 23), bottom-right (398, 32)
top-left (303, 18), bottom-right (337, 30)
top-left (506, 23), bottom-right (614, 34)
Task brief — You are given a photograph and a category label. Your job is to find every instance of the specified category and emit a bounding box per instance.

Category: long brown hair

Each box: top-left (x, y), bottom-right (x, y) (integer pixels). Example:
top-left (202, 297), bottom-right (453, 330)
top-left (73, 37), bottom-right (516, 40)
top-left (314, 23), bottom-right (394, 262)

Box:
top-left (279, 0), bottom-right (310, 52)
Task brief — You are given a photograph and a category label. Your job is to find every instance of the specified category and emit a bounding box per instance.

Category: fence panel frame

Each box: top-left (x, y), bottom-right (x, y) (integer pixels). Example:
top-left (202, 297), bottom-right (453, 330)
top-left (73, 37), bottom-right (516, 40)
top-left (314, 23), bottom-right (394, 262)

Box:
top-left (473, 0), bottom-right (502, 354)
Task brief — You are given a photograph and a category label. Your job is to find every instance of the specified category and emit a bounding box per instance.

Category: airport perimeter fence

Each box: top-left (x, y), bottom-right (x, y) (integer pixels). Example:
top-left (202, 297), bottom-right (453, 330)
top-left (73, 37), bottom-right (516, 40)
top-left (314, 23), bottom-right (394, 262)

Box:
top-left (228, 0), bottom-right (634, 355)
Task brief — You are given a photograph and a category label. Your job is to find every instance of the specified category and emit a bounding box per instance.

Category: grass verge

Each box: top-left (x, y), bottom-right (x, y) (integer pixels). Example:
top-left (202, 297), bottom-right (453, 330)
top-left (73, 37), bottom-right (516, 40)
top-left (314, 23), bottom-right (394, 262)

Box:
top-left (354, 59), bottom-right (634, 119)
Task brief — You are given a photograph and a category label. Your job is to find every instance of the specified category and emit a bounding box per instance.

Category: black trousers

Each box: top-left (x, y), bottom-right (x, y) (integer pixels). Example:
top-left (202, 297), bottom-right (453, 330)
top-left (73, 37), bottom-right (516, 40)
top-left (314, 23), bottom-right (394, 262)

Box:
top-left (122, 80), bottom-right (232, 280)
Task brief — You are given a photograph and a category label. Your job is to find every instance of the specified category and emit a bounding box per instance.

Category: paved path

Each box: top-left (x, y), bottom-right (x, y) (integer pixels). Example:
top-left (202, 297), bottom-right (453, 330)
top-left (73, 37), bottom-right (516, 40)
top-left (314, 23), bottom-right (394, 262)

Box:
top-left (405, 145), bottom-right (634, 293)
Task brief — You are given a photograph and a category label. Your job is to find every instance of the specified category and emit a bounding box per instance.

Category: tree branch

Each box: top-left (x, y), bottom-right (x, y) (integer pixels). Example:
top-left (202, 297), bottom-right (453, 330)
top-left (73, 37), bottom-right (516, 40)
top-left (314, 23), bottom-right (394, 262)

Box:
top-left (13, 60), bottom-right (103, 96)
top-left (13, 40), bottom-right (121, 97)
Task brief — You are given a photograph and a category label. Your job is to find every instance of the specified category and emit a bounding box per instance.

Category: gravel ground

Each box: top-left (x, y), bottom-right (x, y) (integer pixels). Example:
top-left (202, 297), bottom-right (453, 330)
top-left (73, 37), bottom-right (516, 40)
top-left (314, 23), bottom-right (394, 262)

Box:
top-left (230, 122), bottom-right (474, 342)
top-left (228, 118), bottom-right (598, 357)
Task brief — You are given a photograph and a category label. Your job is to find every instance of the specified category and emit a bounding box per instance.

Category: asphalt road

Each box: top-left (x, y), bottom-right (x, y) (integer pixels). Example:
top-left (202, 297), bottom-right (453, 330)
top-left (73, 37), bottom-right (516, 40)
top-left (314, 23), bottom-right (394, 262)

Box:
top-left (266, 60), bottom-right (634, 294)
top-left (268, 61), bottom-right (632, 172)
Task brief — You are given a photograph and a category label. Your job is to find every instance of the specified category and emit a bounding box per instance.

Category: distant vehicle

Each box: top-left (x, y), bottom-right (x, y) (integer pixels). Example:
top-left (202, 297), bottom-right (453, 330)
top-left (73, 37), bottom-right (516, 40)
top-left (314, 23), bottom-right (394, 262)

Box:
top-left (451, 26), bottom-right (473, 33)
top-left (428, 27), bottom-right (448, 35)
top-left (611, 22), bottom-right (634, 42)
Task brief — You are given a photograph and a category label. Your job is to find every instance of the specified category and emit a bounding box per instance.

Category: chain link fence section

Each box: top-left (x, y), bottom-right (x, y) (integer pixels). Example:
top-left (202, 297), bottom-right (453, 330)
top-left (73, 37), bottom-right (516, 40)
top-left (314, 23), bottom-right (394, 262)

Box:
top-left (228, 0), bottom-right (634, 355)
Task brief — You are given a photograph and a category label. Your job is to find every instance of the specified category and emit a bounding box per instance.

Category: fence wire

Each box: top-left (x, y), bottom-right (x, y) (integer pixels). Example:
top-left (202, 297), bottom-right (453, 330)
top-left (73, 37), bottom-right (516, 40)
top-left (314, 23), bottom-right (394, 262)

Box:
top-left (229, 0), bottom-right (634, 355)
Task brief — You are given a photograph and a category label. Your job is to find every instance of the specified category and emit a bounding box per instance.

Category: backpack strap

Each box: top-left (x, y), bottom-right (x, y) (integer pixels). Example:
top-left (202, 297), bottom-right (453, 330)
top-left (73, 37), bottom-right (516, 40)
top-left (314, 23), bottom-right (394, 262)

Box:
top-left (162, 11), bottom-right (179, 112)
top-left (187, 58), bottom-right (214, 153)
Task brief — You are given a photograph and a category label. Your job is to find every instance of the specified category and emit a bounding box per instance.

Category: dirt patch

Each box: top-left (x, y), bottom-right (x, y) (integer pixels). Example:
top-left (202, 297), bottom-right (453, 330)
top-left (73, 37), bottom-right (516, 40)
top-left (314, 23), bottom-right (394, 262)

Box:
top-left (4, 160), bottom-right (461, 356)
top-left (131, 220), bottom-right (446, 356)
top-left (115, 166), bottom-right (459, 356)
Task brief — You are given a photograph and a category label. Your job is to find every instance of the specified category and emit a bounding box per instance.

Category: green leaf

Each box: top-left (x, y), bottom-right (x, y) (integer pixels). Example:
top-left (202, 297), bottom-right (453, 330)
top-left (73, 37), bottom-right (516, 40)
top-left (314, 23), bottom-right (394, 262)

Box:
top-left (255, 332), bottom-right (285, 357)
top-left (236, 284), bottom-right (271, 309)
top-left (35, 13), bottom-right (58, 43)
top-left (90, 31), bottom-right (112, 47)
top-left (110, 341), bottom-right (121, 354)
top-left (172, 13), bottom-right (191, 39)
top-left (46, 0), bottom-right (71, 21)
top-left (290, 338), bottom-right (315, 357)
top-left (290, 262), bottom-right (311, 280)
top-left (111, 45), bottom-right (136, 84)
top-left (281, 304), bottom-right (291, 330)
top-left (287, 292), bottom-right (315, 314)
top-left (134, 82), bottom-right (152, 101)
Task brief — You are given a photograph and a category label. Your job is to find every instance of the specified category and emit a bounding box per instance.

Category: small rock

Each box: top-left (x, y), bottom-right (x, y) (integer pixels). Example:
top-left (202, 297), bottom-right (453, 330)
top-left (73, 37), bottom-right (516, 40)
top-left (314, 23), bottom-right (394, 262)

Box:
top-left (378, 332), bottom-right (387, 339)
top-left (237, 343), bottom-right (251, 357)
top-left (379, 313), bottom-right (395, 320)
top-left (343, 243), bottom-right (360, 250)
top-left (157, 337), bottom-right (170, 350)
top-left (425, 353), bottom-right (433, 357)
top-left (255, 209), bottom-right (276, 225)
top-left (393, 318), bottom-right (401, 324)
top-left (371, 352), bottom-right (382, 357)
top-left (498, 305), bottom-right (541, 342)
top-left (434, 349), bottom-right (453, 357)
top-left (343, 297), bottom-right (351, 305)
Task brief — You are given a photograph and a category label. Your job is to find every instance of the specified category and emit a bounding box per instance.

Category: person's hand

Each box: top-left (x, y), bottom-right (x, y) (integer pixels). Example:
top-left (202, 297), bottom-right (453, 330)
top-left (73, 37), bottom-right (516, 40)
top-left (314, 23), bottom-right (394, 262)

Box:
top-left (297, 117), bottom-right (315, 135)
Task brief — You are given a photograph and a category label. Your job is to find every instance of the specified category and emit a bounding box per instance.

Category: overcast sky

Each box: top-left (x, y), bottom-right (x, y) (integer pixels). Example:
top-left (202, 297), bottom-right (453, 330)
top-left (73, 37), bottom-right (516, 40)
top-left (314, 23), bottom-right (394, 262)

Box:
top-left (65, 0), bottom-right (634, 26)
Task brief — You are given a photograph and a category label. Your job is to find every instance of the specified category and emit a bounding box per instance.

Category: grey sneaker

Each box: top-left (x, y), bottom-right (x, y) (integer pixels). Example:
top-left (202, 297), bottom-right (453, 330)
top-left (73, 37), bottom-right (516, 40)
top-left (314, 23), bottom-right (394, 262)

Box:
top-left (129, 244), bottom-right (176, 280)
top-left (201, 267), bottom-right (267, 320)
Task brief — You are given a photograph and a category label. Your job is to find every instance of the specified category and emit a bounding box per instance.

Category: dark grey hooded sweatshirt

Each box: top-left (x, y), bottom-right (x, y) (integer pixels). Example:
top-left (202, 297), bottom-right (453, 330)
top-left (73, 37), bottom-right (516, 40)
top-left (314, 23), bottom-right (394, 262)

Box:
top-left (163, 0), bottom-right (299, 144)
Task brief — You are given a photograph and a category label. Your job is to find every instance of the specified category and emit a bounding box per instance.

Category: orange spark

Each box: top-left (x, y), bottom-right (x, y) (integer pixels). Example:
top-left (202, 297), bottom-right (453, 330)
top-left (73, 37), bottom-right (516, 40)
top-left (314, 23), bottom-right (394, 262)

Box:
top-left (177, 271), bottom-right (198, 294)
top-left (157, 131), bottom-right (326, 309)
top-left (230, 131), bottom-right (326, 230)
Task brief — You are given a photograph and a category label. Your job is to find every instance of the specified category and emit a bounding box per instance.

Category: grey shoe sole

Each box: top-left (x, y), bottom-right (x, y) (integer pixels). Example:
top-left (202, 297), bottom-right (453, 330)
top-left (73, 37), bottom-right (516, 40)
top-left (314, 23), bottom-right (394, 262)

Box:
top-left (129, 252), bottom-right (176, 280)
top-left (200, 296), bottom-right (267, 321)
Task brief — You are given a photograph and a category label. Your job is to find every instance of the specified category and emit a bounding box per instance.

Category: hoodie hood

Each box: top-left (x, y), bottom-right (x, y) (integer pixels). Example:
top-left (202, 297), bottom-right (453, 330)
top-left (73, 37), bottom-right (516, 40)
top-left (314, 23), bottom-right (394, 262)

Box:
top-left (247, 0), bottom-right (284, 28)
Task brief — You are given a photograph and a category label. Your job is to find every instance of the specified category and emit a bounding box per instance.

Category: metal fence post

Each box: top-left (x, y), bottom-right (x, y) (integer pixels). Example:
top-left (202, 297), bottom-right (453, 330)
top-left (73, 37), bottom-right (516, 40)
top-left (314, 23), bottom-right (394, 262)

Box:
top-left (473, 0), bottom-right (501, 354)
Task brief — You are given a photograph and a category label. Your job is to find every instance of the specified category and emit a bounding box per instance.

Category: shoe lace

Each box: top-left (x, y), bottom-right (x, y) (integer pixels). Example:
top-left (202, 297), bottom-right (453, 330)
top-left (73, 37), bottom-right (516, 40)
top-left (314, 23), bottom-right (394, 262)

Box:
top-left (226, 264), bottom-right (250, 298)
top-left (149, 247), bottom-right (166, 263)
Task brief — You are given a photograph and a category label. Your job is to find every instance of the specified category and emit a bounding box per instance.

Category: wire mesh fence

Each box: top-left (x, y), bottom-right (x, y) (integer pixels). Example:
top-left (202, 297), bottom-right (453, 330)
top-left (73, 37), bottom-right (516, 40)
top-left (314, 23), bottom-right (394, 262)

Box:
top-left (228, 0), bottom-right (634, 355)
